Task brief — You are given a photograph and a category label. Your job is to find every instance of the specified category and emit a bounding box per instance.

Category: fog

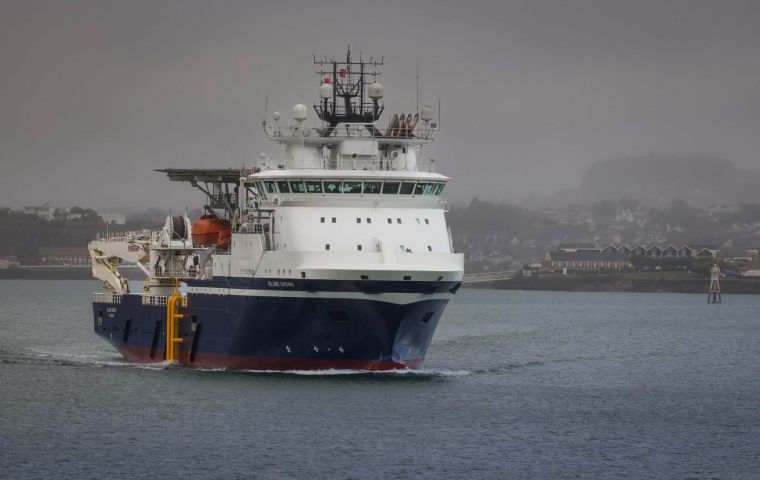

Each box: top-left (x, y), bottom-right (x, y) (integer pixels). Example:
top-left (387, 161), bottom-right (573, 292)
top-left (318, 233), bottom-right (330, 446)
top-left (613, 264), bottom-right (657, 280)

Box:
top-left (1, 0), bottom-right (759, 211)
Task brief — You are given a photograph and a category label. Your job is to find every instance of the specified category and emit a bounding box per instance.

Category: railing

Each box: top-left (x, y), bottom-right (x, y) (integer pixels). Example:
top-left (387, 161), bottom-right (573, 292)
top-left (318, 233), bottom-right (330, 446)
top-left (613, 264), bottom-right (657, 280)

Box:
top-left (94, 292), bottom-right (123, 304)
top-left (142, 295), bottom-right (167, 306)
top-left (151, 267), bottom-right (202, 279)
top-left (264, 123), bottom-right (439, 142)
top-left (94, 230), bottom-right (154, 242)
top-left (142, 295), bottom-right (187, 307)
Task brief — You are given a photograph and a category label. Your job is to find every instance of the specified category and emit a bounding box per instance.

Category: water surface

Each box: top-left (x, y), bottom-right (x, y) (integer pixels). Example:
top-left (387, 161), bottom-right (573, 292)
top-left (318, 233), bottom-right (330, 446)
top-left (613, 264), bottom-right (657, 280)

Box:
top-left (1, 280), bottom-right (758, 479)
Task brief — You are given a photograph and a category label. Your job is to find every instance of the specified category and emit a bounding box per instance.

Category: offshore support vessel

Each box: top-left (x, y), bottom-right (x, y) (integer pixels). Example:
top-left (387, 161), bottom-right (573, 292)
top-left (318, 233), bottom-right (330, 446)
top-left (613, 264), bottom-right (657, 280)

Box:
top-left (89, 49), bottom-right (464, 370)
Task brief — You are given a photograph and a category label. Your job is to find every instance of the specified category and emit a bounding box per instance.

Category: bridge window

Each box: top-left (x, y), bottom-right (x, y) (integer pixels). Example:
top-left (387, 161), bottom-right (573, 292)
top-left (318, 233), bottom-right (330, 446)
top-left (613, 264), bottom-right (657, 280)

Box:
top-left (305, 181), bottom-right (323, 193)
top-left (341, 181), bottom-right (362, 193)
top-left (434, 183), bottom-right (445, 195)
top-left (276, 181), bottom-right (290, 193)
top-left (414, 182), bottom-right (428, 195)
top-left (264, 181), bottom-right (277, 193)
top-left (382, 182), bottom-right (400, 194)
top-left (324, 180), bottom-right (341, 193)
top-left (363, 181), bottom-right (382, 194)
top-left (289, 181), bottom-right (306, 193)
top-left (399, 182), bottom-right (415, 194)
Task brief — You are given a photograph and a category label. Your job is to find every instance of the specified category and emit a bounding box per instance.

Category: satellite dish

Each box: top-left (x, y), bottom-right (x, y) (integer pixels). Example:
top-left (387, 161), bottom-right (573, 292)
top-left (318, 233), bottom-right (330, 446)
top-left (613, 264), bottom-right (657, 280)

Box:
top-left (292, 104), bottom-right (307, 122)
top-left (420, 105), bottom-right (434, 122)
top-left (320, 83), bottom-right (332, 99)
top-left (368, 82), bottom-right (384, 100)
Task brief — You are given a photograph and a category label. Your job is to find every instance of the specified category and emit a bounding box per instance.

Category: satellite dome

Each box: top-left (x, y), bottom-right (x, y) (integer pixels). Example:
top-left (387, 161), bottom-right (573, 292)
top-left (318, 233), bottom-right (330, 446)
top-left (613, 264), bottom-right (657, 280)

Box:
top-left (292, 104), bottom-right (307, 122)
top-left (420, 105), bottom-right (434, 121)
top-left (368, 82), bottom-right (384, 100)
top-left (319, 82), bottom-right (332, 99)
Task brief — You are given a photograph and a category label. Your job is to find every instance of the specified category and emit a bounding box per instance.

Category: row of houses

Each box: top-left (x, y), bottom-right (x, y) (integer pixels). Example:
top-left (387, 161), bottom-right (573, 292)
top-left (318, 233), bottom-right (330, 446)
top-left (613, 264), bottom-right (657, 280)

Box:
top-left (558, 243), bottom-right (720, 259)
top-left (543, 242), bottom-right (726, 273)
top-left (23, 205), bottom-right (125, 224)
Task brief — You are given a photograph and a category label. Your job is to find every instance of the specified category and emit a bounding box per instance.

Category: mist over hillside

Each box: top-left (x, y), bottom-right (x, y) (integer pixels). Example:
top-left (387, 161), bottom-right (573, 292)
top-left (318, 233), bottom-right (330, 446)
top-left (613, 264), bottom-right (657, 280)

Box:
top-left (552, 156), bottom-right (760, 207)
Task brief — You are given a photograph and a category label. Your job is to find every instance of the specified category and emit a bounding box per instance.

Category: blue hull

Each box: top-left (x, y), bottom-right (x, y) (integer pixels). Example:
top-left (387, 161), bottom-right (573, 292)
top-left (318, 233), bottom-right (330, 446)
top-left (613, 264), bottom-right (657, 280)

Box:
top-left (93, 278), bottom-right (458, 370)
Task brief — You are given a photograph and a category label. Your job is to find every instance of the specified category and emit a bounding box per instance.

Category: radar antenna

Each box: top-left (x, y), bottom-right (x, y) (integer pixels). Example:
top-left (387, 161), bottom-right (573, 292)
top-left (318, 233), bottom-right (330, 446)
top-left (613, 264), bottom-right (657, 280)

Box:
top-left (313, 46), bottom-right (385, 137)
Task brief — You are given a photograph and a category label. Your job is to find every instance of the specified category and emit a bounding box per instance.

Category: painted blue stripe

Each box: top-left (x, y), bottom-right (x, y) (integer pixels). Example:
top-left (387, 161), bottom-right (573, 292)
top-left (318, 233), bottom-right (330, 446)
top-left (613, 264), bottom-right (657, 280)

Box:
top-left (186, 277), bottom-right (461, 294)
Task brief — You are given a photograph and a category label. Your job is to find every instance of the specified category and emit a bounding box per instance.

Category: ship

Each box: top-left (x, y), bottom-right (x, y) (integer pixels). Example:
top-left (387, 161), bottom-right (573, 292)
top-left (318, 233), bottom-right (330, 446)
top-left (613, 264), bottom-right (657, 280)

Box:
top-left (89, 49), bottom-right (464, 370)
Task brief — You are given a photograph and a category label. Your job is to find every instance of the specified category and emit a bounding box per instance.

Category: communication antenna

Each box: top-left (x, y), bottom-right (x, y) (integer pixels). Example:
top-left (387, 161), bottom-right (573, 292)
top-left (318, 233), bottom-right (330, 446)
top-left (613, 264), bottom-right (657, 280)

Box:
top-left (416, 61), bottom-right (420, 114)
top-left (263, 95), bottom-right (269, 127)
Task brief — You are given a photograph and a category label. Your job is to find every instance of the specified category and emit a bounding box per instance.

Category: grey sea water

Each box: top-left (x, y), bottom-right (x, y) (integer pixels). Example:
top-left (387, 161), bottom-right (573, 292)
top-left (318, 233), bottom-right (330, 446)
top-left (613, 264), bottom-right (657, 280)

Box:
top-left (0, 280), bottom-right (759, 479)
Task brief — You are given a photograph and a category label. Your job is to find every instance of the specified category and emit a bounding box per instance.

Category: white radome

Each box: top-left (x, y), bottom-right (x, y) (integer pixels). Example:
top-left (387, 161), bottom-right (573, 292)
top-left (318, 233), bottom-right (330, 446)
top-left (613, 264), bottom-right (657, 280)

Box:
top-left (319, 83), bottom-right (332, 99)
top-left (292, 103), bottom-right (308, 122)
top-left (368, 82), bottom-right (384, 100)
top-left (420, 105), bottom-right (434, 121)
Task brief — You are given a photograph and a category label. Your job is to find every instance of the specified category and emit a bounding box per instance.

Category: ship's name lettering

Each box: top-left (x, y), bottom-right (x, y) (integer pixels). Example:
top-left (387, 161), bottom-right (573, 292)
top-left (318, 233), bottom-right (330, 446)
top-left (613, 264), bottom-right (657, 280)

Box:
top-left (267, 281), bottom-right (295, 288)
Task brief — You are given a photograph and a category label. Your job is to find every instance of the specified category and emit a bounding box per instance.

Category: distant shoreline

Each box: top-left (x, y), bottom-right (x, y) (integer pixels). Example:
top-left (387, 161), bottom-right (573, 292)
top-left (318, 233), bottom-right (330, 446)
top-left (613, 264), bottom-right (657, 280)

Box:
top-left (3, 268), bottom-right (759, 295)
top-left (465, 273), bottom-right (760, 294)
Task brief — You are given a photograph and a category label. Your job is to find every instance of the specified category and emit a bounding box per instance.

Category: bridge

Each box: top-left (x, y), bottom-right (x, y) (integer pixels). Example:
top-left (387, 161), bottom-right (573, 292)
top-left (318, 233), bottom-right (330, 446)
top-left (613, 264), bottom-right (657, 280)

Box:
top-left (462, 270), bottom-right (518, 284)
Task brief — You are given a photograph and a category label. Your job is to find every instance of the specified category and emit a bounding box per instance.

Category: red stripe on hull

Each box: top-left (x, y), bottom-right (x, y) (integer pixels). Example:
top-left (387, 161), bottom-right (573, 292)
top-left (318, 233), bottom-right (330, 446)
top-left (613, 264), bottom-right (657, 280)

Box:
top-left (117, 346), bottom-right (422, 371)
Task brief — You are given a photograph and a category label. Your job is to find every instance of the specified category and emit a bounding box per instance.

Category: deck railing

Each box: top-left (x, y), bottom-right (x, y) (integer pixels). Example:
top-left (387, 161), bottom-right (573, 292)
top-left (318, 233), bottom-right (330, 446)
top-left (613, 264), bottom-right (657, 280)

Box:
top-left (94, 292), bottom-right (123, 304)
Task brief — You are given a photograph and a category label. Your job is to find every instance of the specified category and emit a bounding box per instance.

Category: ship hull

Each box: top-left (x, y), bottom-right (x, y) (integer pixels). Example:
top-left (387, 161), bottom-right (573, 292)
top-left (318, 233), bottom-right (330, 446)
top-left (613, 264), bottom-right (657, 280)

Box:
top-left (93, 278), bottom-right (458, 371)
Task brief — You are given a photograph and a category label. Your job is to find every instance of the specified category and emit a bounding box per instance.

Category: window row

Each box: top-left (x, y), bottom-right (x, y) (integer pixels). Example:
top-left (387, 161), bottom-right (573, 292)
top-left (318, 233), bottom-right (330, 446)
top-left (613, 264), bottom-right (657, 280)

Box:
top-left (259, 179), bottom-right (445, 196)
top-left (325, 244), bottom-right (434, 252)
top-left (319, 217), bottom-right (430, 225)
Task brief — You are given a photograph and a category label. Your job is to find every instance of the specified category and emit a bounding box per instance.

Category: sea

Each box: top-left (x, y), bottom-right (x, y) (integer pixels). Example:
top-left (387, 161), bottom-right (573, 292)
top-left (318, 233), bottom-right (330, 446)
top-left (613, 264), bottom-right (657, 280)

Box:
top-left (1, 280), bottom-right (758, 479)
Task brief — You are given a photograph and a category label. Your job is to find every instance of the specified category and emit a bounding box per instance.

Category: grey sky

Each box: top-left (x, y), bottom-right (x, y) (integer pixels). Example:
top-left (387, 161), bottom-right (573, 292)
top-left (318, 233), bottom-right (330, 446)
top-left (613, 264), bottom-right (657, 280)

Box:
top-left (1, 0), bottom-right (759, 211)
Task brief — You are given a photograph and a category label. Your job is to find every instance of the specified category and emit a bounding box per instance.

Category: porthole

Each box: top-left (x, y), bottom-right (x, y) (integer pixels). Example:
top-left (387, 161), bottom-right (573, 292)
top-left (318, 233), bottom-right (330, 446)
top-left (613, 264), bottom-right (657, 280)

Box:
top-left (320, 217), bottom-right (325, 223)
top-left (387, 218), bottom-right (392, 224)
top-left (427, 245), bottom-right (432, 251)
top-left (356, 218), bottom-right (361, 223)
top-left (332, 217), bottom-right (336, 223)
top-left (396, 218), bottom-right (401, 224)
top-left (366, 218), bottom-right (371, 223)
top-left (357, 245), bottom-right (362, 251)
top-left (325, 244), bottom-right (330, 250)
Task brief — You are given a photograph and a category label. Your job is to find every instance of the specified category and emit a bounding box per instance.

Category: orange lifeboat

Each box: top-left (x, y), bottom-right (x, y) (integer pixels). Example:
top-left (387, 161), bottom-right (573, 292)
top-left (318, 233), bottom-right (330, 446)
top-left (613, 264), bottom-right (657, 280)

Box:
top-left (192, 215), bottom-right (231, 247)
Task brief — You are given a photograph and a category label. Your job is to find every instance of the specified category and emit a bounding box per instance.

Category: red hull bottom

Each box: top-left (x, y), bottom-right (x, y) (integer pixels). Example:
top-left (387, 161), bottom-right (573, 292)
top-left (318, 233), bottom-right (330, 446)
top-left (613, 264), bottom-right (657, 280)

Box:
top-left (118, 346), bottom-right (423, 371)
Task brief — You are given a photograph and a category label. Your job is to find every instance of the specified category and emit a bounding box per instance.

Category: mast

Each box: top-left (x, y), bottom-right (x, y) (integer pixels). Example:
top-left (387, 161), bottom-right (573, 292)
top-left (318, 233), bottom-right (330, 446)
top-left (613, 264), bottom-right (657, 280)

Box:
top-left (313, 47), bottom-right (385, 137)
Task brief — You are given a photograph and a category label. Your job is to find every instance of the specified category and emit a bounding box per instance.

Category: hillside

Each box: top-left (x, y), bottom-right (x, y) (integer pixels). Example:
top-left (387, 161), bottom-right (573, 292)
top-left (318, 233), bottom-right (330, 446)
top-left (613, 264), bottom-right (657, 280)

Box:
top-left (559, 156), bottom-right (760, 207)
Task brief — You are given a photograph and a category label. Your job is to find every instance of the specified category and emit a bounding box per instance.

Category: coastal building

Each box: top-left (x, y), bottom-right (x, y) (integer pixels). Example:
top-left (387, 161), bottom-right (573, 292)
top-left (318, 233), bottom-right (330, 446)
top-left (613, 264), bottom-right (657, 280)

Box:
top-left (544, 251), bottom-right (631, 273)
top-left (599, 243), bottom-right (720, 259)
top-left (38, 247), bottom-right (91, 266)
top-left (98, 213), bottom-right (126, 225)
top-left (24, 205), bottom-right (68, 221)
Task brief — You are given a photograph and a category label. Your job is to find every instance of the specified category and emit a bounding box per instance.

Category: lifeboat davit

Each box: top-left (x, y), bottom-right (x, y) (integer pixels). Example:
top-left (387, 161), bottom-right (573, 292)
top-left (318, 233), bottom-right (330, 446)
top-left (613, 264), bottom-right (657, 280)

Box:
top-left (192, 215), bottom-right (231, 247)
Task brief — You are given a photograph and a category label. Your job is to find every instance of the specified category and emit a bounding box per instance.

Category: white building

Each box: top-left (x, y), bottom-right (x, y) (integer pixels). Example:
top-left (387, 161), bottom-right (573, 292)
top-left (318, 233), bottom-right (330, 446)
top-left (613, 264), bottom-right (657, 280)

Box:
top-left (98, 213), bottom-right (126, 225)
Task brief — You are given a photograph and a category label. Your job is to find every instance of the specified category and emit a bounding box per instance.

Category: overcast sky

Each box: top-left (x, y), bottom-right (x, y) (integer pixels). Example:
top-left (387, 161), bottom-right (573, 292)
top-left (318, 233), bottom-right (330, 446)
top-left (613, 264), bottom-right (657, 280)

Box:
top-left (1, 0), bottom-right (759, 211)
